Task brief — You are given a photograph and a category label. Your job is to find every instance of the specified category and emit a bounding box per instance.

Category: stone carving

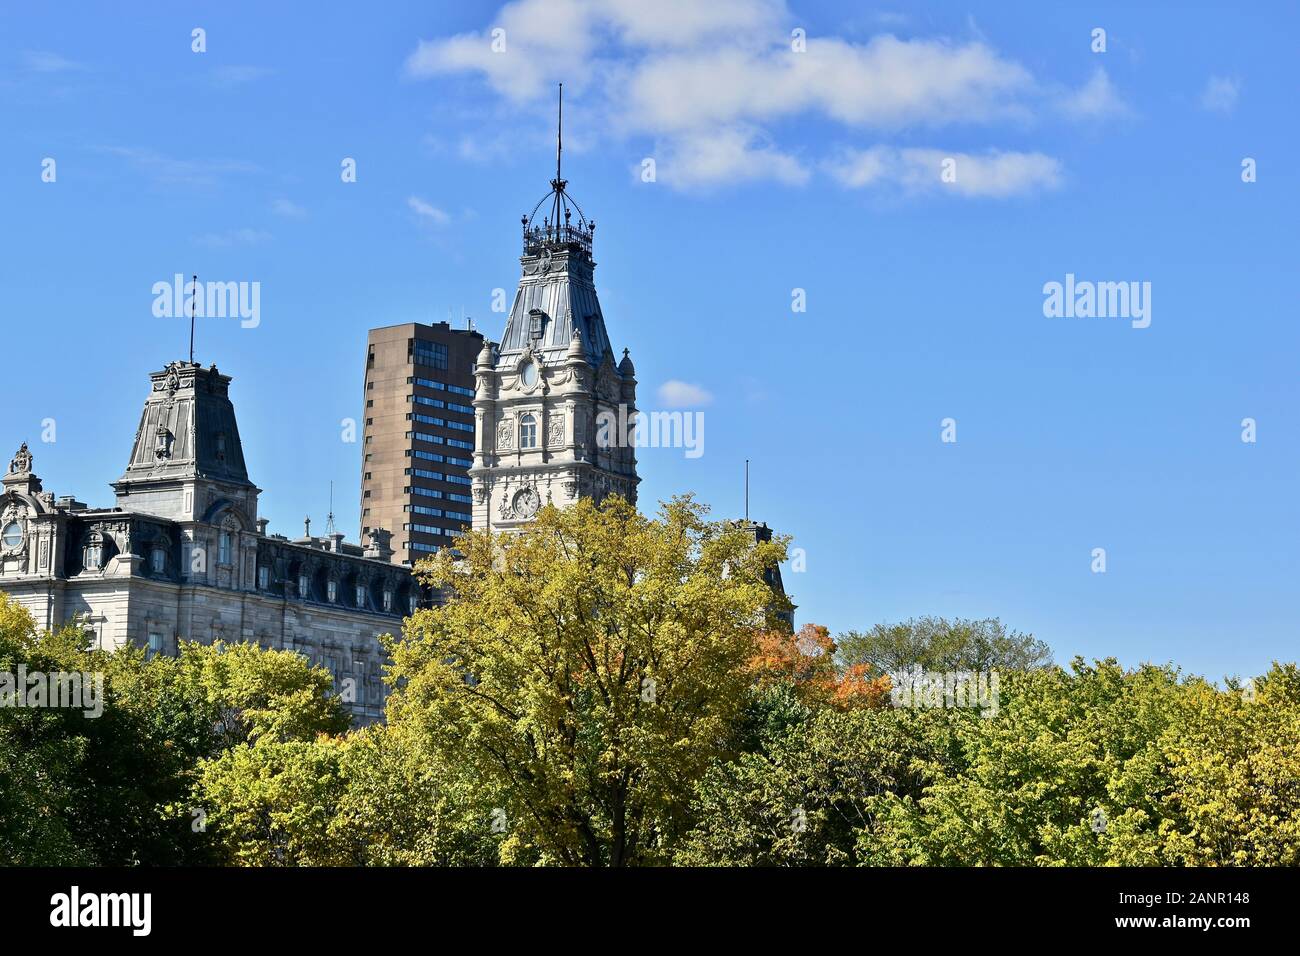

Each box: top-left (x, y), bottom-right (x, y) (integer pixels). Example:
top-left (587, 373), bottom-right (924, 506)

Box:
top-left (547, 414), bottom-right (565, 448)
top-left (496, 419), bottom-right (514, 450)
top-left (8, 443), bottom-right (32, 475)
top-left (154, 424), bottom-right (173, 460)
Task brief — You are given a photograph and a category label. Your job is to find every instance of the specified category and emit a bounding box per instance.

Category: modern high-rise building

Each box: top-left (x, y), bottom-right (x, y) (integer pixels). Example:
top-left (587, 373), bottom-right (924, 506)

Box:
top-left (359, 321), bottom-right (484, 566)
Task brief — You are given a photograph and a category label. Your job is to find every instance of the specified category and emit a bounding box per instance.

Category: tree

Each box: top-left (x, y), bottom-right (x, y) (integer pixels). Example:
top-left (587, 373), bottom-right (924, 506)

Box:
top-left (0, 591), bottom-right (354, 866)
top-left (386, 494), bottom-right (788, 866)
top-left (837, 616), bottom-right (1051, 675)
top-left (749, 623), bottom-right (890, 711)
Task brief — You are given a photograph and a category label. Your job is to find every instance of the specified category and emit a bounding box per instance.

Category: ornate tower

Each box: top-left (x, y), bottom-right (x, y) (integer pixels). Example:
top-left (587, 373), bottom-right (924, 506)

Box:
top-left (112, 360), bottom-right (260, 527)
top-left (470, 87), bottom-right (639, 532)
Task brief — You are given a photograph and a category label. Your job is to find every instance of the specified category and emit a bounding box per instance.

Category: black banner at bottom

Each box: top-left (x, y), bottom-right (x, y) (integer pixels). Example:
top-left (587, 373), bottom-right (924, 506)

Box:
top-left (0, 865), bottom-right (1287, 942)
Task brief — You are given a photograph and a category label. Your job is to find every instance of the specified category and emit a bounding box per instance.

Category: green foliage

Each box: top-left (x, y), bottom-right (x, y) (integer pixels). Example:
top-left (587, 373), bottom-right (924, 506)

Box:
top-left (682, 657), bottom-right (1300, 867)
top-left (0, 593), bottom-right (352, 865)
top-left (837, 616), bottom-right (1051, 674)
top-left (386, 494), bottom-right (786, 866)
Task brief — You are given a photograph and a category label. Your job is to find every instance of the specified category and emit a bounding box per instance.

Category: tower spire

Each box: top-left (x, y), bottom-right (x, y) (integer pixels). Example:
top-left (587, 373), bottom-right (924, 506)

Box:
top-left (188, 273), bottom-right (197, 365)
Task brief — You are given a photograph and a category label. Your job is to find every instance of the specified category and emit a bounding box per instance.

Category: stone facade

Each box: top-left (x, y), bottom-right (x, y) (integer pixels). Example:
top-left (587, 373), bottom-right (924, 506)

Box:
top-left (0, 363), bottom-right (421, 724)
top-left (469, 175), bottom-right (639, 531)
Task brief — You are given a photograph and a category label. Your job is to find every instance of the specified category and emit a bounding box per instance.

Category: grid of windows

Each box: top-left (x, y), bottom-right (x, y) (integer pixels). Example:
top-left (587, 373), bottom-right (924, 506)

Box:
top-left (410, 432), bottom-right (446, 445)
top-left (409, 449), bottom-right (444, 463)
top-left (411, 486), bottom-right (445, 499)
top-left (411, 377), bottom-right (445, 391)
top-left (408, 468), bottom-right (444, 481)
top-left (448, 402), bottom-right (474, 415)
top-left (412, 341), bottom-right (449, 370)
top-left (447, 438), bottom-right (473, 450)
top-left (446, 474), bottom-right (472, 486)
top-left (448, 456), bottom-right (472, 468)
top-left (445, 510), bottom-right (472, 522)
top-left (406, 504), bottom-right (444, 517)
top-left (446, 420), bottom-right (474, 433)
top-left (447, 383), bottom-right (475, 398)
top-left (412, 413), bottom-right (444, 426)
top-left (405, 522), bottom-right (446, 535)
top-left (448, 492), bottom-right (473, 504)
top-left (410, 541), bottom-right (441, 554)
top-left (412, 395), bottom-right (445, 409)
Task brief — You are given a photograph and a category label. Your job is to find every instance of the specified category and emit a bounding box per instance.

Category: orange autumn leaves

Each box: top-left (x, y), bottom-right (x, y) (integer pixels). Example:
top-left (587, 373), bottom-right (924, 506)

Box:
top-left (749, 623), bottom-right (891, 710)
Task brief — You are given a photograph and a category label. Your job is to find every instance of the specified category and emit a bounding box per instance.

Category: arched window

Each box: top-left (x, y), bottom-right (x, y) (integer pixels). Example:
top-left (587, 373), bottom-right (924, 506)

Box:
top-left (519, 414), bottom-right (537, 449)
top-left (327, 578), bottom-right (338, 603)
top-left (83, 531), bottom-right (106, 571)
top-left (151, 546), bottom-right (167, 574)
top-left (218, 531), bottom-right (232, 565)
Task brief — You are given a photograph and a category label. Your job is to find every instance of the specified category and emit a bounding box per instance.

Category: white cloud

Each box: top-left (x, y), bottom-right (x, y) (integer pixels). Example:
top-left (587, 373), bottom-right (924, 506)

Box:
top-left (407, 196), bottom-right (452, 225)
top-left (657, 380), bottom-right (714, 408)
top-left (655, 127), bottom-right (808, 190)
top-left (210, 65), bottom-right (273, 88)
top-left (195, 228), bottom-right (272, 247)
top-left (22, 51), bottom-right (85, 73)
top-left (406, 0), bottom-right (1109, 192)
top-left (100, 146), bottom-right (259, 187)
top-left (1060, 67), bottom-right (1131, 119)
top-left (1200, 75), bottom-right (1240, 114)
top-left (827, 146), bottom-right (1062, 197)
top-left (271, 198), bottom-right (307, 218)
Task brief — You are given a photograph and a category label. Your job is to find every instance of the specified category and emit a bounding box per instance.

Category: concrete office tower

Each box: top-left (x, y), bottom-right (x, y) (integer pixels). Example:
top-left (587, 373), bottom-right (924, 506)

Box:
top-left (359, 322), bottom-right (484, 565)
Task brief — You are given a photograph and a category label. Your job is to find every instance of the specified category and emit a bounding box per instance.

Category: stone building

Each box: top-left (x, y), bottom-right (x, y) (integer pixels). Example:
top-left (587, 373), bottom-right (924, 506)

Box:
top-left (0, 361), bottom-right (419, 723)
top-left (470, 143), bottom-right (640, 530)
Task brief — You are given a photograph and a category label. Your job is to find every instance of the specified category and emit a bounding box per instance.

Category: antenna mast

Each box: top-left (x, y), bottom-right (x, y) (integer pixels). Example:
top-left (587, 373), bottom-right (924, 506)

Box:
top-left (745, 459), bottom-right (750, 523)
top-left (325, 481), bottom-right (336, 536)
top-left (188, 273), bottom-right (197, 364)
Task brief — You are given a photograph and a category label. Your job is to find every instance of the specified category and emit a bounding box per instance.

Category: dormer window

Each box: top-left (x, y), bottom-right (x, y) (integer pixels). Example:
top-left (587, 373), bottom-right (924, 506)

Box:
top-left (216, 432), bottom-right (227, 461)
top-left (258, 565), bottom-right (270, 590)
top-left (150, 546), bottom-right (167, 574)
top-left (83, 532), bottom-right (105, 571)
top-left (327, 579), bottom-right (338, 603)
top-left (218, 531), bottom-right (232, 565)
top-left (528, 308), bottom-right (546, 340)
top-left (298, 573), bottom-right (310, 599)
top-left (355, 584), bottom-right (366, 608)
top-left (382, 588), bottom-right (394, 613)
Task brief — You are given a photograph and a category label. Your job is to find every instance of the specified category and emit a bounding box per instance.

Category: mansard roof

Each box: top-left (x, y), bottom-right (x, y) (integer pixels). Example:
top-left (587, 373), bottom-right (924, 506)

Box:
top-left (117, 361), bottom-right (254, 489)
top-left (497, 241), bottom-right (613, 369)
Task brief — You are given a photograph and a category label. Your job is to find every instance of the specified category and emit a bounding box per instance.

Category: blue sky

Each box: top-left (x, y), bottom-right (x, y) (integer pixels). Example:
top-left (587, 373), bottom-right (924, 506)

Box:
top-left (2, 1), bottom-right (1296, 678)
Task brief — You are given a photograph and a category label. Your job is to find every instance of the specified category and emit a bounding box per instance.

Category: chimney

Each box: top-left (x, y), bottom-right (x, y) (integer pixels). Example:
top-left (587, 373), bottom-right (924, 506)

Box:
top-left (364, 527), bottom-right (394, 563)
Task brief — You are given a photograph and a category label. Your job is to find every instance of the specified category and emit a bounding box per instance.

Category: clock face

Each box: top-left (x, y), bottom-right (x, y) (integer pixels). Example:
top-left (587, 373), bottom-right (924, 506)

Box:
top-left (1, 522), bottom-right (22, 549)
top-left (513, 488), bottom-right (540, 519)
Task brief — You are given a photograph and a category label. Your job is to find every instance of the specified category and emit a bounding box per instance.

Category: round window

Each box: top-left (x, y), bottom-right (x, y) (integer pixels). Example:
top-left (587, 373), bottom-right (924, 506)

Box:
top-left (1, 522), bottom-right (22, 549)
top-left (520, 361), bottom-right (538, 387)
